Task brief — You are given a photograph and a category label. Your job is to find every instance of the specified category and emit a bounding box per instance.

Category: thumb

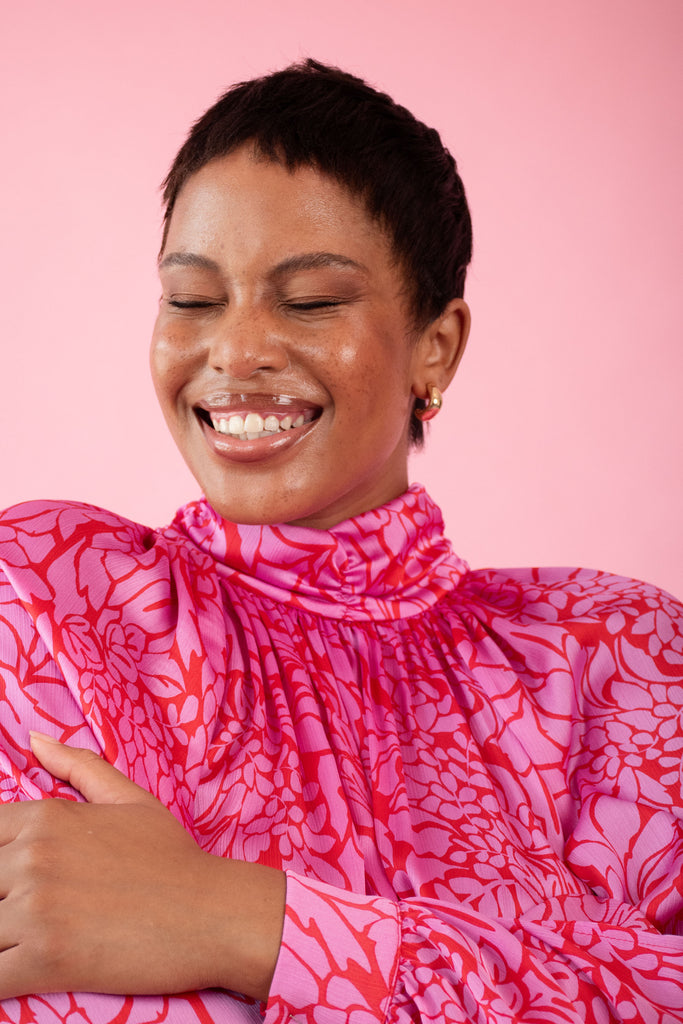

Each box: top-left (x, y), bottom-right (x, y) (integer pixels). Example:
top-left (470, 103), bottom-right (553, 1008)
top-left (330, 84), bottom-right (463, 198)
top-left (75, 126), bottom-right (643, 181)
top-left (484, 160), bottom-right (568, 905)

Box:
top-left (29, 731), bottom-right (157, 806)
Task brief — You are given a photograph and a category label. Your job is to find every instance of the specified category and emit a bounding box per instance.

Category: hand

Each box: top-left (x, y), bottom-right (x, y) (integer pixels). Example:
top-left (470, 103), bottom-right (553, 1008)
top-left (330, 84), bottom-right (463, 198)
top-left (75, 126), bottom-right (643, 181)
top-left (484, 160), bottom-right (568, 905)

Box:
top-left (0, 734), bottom-right (285, 1001)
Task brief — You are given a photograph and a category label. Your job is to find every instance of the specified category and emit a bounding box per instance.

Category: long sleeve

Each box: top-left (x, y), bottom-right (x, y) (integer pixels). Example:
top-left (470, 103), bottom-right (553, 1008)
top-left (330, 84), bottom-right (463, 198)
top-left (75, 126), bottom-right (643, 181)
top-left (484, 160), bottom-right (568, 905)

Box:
top-left (0, 560), bottom-right (264, 1024)
top-left (267, 874), bottom-right (682, 1021)
top-left (265, 569), bottom-right (683, 1023)
top-left (1, 494), bottom-right (682, 1022)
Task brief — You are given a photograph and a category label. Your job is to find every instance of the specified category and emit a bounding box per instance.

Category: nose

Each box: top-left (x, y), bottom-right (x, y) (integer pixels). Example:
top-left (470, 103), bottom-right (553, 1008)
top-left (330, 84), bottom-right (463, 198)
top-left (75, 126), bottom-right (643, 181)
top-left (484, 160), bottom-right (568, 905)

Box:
top-left (208, 310), bottom-right (289, 378)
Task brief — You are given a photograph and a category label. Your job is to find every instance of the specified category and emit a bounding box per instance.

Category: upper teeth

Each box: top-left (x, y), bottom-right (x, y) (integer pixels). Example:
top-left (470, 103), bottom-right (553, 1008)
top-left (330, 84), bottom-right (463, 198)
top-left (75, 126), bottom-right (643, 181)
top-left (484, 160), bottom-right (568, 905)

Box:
top-left (211, 412), bottom-right (306, 438)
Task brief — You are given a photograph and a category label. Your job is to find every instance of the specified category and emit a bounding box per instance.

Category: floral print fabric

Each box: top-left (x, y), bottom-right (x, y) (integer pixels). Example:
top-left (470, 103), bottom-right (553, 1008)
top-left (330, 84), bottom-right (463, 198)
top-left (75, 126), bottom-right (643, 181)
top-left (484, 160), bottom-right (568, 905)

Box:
top-left (0, 484), bottom-right (681, 1023)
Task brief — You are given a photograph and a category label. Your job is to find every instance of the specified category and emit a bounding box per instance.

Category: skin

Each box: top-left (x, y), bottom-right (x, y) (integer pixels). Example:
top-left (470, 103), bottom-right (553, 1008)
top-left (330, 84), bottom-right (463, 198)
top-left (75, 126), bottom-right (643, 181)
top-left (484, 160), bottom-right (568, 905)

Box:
top-left (151, 145), bottom-right (470, 528)
top-left (0, 148), bottom-right (470, 1001)
top-left (0, 735), bottom-right (285, 1000)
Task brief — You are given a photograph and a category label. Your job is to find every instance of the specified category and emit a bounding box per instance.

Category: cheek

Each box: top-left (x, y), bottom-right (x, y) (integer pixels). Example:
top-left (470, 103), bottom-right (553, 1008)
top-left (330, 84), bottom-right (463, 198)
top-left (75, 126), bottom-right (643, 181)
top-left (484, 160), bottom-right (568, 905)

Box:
top-left (149, 337), bottom-right (171, 405)
top-left (328, 346), bottom-right (414, 449)
top-left (347, 333), bottom-right (415, 407)
top-left (149, 326), bottom-right (192, 403)
top-left (330, 326), bottom-right (410, 386)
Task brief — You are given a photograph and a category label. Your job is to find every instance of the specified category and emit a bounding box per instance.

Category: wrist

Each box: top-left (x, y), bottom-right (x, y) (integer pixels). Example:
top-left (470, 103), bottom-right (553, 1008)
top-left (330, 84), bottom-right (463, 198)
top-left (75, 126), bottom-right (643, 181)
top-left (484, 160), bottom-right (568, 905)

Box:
top-left (192, 854), bottom-right (286, 1000)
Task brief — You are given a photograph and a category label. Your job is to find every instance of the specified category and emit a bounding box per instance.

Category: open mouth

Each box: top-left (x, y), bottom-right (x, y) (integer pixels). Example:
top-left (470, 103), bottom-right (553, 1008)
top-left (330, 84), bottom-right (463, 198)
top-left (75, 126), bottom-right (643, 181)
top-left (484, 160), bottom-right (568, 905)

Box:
top-left (196, 405), bottom-right (321, 441)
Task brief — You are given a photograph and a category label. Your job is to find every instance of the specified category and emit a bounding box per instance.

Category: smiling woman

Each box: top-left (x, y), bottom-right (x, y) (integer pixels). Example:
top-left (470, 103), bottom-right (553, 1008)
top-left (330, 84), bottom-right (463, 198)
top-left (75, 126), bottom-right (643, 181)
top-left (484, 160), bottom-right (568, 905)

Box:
top-left (0, 59), bottom-right (681, 1024)
top-left (151, 147), bottom-right (468, 528)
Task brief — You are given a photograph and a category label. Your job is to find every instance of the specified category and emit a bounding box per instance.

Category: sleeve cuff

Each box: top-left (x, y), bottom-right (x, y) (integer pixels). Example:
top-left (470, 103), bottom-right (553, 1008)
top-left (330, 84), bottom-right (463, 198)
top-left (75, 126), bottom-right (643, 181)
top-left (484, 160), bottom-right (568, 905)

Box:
top-left (265, 872), bottom-right (400, 1024)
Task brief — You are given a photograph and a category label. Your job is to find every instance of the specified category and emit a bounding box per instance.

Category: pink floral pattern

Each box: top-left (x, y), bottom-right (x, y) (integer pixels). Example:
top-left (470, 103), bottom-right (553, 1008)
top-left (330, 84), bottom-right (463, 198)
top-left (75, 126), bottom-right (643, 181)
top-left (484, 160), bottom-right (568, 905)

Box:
top-left (0, 485), bottom-right (681, 1022)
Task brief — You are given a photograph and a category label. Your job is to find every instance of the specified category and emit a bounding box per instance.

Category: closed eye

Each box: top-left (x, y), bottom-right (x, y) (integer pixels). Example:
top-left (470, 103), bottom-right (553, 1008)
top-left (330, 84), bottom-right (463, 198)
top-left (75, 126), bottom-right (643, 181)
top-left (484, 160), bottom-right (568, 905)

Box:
top-left (168, 299), bottom-right (218, 309)
top-left (286, 299), bottom-right (346, 311)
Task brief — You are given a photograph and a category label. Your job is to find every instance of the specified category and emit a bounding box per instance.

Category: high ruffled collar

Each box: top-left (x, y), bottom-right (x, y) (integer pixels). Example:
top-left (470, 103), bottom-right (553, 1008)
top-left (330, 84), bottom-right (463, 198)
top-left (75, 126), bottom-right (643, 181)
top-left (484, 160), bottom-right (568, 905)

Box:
top-left (170, 484), bottom-right (468, 621)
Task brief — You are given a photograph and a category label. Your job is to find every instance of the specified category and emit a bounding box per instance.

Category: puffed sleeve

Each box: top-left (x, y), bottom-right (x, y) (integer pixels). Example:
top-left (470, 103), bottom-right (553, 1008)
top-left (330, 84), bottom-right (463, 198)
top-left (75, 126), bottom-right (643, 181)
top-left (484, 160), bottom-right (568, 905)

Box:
top-left (266, 874), bottom-right (682, 1021)
top-left (266, 570), bottom-right (683, 1023)
top-left (0, 502), bottom-right (263, 1024)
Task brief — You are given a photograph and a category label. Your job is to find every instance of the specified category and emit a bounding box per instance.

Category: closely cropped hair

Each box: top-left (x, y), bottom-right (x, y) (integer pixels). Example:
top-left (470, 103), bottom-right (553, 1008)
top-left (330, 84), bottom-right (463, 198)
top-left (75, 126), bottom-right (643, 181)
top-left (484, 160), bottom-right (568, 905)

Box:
top-left (161, 59), bottom-right (472, 445)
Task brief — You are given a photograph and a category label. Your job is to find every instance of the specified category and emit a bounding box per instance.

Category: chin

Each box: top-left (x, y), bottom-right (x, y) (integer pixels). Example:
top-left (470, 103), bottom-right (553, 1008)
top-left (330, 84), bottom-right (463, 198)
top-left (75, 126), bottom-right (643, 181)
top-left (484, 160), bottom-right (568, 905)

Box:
top-left (201, 487), bottom-right (318, 528)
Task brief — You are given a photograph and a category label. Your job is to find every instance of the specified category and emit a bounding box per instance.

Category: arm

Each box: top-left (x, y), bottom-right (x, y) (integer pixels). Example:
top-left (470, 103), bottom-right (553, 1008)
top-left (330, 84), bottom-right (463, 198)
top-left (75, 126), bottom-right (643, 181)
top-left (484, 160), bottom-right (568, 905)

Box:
top-left (0, 735), bottom-right (285, 1002)
top-left (264, 575), bottom-right (683, 1023)
top-left (265, 870), bottom-right (683, 1022)
top-left (2, 740), bottom-right (679, 1022)
top-left (2, 504), bottom-right (682, 1021)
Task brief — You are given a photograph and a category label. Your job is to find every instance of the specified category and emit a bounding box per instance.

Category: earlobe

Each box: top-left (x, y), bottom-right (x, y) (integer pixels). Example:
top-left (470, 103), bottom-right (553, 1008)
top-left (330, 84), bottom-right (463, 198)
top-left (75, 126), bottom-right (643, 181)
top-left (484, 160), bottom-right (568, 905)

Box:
top-left (413, 298), bottom-right (471, 398)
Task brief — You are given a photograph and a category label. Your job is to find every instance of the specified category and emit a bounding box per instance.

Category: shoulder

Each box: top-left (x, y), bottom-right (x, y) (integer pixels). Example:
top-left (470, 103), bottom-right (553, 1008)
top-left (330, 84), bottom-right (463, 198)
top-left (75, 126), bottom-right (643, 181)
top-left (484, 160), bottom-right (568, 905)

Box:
top-left (0, 500), bottom-right (196, 613)
top-left (0, 499), bottom-right (155, 564)
top-left (0, 497), bottom-right (228, 671)
top-left (456, 567), bottom-right (682, 797)
top-left (454, 563), bottom-right (682, 686)
top-left (457, 566), bottom-right (683, 729)
top-left (459, 564), bottom-right (682, 639)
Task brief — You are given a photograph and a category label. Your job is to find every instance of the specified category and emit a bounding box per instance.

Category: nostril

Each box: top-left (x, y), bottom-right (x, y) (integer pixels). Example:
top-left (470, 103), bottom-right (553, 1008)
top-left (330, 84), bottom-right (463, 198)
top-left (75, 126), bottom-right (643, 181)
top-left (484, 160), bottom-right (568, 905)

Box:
top-left (208, 335), bottom-right (289, 376)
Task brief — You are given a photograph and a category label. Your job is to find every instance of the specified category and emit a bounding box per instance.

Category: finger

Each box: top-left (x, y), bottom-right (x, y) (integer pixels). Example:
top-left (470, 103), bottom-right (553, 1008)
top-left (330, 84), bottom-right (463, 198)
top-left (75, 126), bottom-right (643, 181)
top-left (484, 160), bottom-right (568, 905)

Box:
top-left (0, 802), bottom-right (41, 848)
top-left (0, 945), bottom-right (31, 1002)
top-left (29, 733), bottom-right (157, 806)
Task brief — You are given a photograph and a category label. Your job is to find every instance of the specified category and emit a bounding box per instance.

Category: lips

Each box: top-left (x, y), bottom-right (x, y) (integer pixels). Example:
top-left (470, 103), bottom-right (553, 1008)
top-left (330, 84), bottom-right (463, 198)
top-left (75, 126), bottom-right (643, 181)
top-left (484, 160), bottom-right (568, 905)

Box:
top-left (194, 394), bottom-right (322, 453)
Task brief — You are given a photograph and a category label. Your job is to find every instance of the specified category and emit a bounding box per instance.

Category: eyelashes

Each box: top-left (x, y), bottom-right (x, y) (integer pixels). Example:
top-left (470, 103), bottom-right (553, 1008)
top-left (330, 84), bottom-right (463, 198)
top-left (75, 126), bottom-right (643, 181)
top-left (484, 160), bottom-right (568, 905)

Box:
top-left (165, 297), bottom-right (348, 314)
top-left (284, 300), bottom-right (345, 311)
top-left (167, 299), bottom-right (218, 309)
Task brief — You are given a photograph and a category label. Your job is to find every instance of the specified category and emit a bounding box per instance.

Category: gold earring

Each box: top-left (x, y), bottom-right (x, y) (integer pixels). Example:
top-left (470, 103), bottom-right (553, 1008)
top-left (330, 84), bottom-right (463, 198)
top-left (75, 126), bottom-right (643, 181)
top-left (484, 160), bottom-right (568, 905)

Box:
top-left (414, 384), bottom-right (443, 422)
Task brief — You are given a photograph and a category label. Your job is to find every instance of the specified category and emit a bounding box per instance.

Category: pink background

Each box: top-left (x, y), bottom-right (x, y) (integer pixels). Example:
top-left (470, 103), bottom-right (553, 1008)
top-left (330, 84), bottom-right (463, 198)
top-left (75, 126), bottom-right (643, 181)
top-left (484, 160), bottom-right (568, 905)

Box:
top-left (2, 0), bottom-right (681, 597)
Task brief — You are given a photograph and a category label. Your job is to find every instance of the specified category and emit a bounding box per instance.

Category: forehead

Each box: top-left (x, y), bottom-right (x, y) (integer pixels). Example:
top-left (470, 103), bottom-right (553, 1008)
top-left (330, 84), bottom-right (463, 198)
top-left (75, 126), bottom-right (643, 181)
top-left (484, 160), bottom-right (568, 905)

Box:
top-left (163, 147), bottom-right (397, 272)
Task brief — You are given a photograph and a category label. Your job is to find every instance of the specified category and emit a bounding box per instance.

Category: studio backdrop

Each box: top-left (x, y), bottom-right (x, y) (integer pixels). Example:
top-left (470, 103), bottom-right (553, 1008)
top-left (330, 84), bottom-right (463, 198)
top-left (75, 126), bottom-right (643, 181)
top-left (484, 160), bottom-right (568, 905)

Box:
top-left (2, 0), bottom-right (681, 596)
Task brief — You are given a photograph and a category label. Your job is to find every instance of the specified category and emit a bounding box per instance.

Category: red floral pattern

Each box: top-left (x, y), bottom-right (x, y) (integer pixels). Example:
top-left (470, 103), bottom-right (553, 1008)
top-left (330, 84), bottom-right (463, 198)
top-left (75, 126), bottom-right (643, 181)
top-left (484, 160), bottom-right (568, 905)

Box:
top-left (0, 485), bottom-right (681, 1022)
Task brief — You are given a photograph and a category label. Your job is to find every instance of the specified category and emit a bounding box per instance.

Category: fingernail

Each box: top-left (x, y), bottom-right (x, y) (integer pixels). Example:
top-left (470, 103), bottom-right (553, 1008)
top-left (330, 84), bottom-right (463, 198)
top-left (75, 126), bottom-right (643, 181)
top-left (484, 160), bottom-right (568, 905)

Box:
top-left (29, 730), bottom-right (62, 745)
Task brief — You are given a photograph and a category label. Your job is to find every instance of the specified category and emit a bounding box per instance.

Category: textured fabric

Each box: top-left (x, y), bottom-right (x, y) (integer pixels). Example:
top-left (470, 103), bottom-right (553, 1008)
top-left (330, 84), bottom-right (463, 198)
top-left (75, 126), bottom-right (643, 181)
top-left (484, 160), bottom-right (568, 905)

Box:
top-left (0, 484), bottom-right (681, 1023)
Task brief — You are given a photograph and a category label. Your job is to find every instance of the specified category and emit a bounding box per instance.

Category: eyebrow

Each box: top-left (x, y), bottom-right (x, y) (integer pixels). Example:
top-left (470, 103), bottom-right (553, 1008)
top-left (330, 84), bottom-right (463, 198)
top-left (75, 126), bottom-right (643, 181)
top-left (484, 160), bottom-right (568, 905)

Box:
top-left (158, 252), bottom-right (221, 272)
top-left (158, 250), bottom-right (368, 277)
top-left (270, 252), bottom-right (369, 277)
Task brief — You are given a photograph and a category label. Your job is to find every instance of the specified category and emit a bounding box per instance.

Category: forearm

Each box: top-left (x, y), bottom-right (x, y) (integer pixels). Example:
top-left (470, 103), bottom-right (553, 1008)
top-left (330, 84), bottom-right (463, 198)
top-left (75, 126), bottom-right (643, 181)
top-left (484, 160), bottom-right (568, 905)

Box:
top-left (191, 854), bottom-right (286, 1000)
top-left (0, 736), bottom-right (287, 1004)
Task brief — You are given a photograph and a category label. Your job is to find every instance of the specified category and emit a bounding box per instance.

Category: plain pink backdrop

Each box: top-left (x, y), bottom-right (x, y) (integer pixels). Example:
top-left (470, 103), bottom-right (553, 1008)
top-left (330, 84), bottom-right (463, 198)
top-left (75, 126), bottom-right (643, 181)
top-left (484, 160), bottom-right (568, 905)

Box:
top-left (2, 0), bottom-right (681, 596)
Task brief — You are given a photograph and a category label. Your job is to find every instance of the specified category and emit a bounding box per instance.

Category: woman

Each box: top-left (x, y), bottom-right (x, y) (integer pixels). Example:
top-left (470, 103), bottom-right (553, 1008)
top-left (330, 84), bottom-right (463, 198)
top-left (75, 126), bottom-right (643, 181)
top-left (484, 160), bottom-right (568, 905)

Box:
top-left (0, 60), bottom-right (681, 1023)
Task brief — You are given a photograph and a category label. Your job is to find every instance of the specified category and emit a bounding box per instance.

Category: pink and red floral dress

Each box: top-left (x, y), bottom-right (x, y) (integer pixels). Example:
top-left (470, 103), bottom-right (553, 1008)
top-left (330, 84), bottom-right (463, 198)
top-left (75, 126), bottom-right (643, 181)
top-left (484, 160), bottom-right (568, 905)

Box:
top-left (0, 485), bottom-right (681, 1022)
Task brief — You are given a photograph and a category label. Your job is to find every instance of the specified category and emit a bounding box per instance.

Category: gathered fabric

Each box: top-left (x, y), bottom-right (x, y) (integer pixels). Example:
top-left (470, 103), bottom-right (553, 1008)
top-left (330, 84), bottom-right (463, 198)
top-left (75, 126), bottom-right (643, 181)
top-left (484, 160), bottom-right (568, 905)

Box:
top-left (0, 484), bottom-right (681, 1023)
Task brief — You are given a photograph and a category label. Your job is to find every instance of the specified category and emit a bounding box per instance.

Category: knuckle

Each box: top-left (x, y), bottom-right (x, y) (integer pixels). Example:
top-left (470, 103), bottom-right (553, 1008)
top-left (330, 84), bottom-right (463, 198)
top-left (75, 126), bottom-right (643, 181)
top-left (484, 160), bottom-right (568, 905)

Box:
top-left (27, 926), bottom-right (68, 980)
top-left (74, 747), bottom-right (101, 765)
top-left (17, 835), bottom-right (57, 884)
top-left (69, 747), bottom-right (105, 790)
top-left (16, 888), bottom-right (71, 975)
top-left (21, 797), bottom-right (69, 836)
top-left (20, 883), bottom-right (51, 922)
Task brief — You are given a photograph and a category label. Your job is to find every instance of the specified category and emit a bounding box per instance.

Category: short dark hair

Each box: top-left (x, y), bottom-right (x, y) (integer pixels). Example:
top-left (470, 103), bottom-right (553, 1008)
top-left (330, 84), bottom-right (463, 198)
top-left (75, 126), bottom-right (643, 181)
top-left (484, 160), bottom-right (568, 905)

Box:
top-left (161, 59), bottom-right (472, 445)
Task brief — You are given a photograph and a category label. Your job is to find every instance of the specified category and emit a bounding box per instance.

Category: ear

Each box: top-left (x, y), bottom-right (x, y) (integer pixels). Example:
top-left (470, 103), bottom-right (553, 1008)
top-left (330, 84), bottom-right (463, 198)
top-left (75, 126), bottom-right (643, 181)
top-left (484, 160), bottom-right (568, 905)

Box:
top-left (411, 298), bottom-right (471, 399)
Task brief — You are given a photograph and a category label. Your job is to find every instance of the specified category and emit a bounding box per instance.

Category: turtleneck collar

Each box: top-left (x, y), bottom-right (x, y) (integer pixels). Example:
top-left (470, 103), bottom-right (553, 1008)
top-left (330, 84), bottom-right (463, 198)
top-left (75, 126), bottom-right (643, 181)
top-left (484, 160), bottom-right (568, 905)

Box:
top-left (169, 485), bottom-right (467, 621)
